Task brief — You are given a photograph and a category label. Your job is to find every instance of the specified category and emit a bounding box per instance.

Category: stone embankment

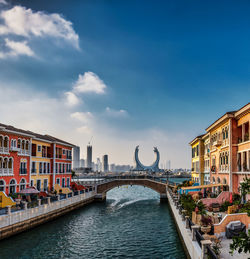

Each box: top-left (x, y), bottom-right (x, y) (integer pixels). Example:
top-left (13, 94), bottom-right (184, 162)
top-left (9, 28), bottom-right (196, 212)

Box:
top-left (0, 191), bottom-right (96, 240)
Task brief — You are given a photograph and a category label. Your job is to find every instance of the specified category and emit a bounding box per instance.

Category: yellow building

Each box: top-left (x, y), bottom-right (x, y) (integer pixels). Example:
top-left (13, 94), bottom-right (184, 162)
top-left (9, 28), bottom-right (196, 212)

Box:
top-left (189, 135), bottom-right (204, 184)
top-left (202, 133), bottom-right (210, 185)
top-left (30, 136), bottom-right (53, 192)
top-left (206, 113), bottom-right (231, 190)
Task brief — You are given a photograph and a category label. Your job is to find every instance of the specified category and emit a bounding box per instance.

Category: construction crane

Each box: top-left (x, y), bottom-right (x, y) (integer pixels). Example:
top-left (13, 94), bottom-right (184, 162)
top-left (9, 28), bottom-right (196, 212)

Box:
top-left (88, 136), bottom-right (93, 145)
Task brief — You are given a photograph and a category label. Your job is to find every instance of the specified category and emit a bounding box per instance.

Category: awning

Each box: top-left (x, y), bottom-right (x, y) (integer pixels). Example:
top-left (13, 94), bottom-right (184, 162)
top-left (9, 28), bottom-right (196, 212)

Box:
top-left (18, 187), bottom-right (40, 194)
top-left (181, 183), bottom-right (227, 190)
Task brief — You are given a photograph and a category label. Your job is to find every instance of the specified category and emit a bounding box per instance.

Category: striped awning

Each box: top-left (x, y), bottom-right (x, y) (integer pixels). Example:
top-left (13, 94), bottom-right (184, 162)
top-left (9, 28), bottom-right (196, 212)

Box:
top-left (181, 183), bottom-right (227, 190)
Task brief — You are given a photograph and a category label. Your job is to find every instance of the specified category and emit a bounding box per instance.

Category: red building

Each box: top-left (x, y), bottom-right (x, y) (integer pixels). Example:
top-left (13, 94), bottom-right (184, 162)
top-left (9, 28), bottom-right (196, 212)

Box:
top-left (0, 123), bottom-right (74, 195)
top-left (0, 124), bottom-right (33, 195)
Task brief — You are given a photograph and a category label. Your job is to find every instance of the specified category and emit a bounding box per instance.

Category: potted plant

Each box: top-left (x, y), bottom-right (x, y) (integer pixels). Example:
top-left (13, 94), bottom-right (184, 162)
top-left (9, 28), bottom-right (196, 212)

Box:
top-left (200, 215), bottom-right (212, 236)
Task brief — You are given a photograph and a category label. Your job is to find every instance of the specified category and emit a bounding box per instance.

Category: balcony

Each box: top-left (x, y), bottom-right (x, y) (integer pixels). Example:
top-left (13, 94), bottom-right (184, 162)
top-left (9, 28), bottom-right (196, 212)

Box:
top-left (0, 168), bottom-right (13, 175)
top-left (10, 146), bottom-right (19, 152)
top-left (0, 147), bottom-right (9, 154)
top-left (19, 168), bottom-right (27, 175)
top-left (213, 140), bottom-right (222, 147)
top-left (18, 149), bottom-right (30, 156)
top-left (31, 169), bottom-right (37, 175)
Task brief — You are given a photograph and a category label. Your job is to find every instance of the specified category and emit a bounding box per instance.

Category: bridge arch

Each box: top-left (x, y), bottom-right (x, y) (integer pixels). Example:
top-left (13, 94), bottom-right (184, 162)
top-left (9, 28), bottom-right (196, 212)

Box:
top-left (96, 179), bottom-right (167, 201)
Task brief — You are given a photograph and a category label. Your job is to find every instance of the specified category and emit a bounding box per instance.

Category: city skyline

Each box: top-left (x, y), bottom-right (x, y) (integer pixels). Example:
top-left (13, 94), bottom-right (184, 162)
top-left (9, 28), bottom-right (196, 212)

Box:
top-left (0, 0), bottom-right (250, 168)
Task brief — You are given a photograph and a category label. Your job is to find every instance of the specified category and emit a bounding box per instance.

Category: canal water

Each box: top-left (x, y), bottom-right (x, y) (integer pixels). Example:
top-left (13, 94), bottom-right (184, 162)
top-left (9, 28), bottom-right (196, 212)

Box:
top-left (0, 186), bottom-right (186, 259)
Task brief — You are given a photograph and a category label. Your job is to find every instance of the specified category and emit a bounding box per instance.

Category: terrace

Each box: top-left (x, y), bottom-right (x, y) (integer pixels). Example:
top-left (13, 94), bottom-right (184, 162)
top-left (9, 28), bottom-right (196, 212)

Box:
top-left (169, 178), bottom-right (250, 258)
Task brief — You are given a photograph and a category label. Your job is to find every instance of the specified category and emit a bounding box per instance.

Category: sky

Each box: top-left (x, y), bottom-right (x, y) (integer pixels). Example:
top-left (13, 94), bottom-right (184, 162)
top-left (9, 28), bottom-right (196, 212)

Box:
top-left (0, 0), bottom-right (249, 168)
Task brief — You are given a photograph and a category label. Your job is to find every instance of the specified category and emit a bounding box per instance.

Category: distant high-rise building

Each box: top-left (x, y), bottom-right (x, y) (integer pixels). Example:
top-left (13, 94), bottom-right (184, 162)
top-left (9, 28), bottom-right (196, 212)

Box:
top-left (87, 145), bottom-right (92, 169)
top-left (73, 146), bottom-right (80, 169)
top-left (102, 154), bottom-right (109, 173)
top-left (110, 163), bottom-right (116, 172)
top-left (96, 158), bottom-right (102, 171)
top-left (80, 159), bottom-right (85, 168)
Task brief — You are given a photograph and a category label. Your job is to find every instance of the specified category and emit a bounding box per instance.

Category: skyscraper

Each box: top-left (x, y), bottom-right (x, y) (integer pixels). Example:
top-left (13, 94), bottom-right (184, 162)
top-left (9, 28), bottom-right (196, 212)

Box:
top-left (87, 145), bottom-right (92, 169)
top-left (102, 154), bottom-right (109, 173)
top-left (73, 146), bottom-right (80, 169)
top-left (80, 159), bottom-right (85, 168)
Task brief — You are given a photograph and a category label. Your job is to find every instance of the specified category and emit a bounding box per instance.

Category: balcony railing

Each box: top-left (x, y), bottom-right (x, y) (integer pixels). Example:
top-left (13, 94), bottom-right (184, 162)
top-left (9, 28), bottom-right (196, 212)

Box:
top-left (31, 169), bottom-right (37, 175)
top-left (0, 147), bottom-right (9, 154)
top-left (10, 146), bottom-right (19, 152)
top-left (19, 168), bottom-right (27, 175)
top-left (66, 156), bottom-right (72, 160)
top-left (18, 149), bottom-right (30, 156)
top-left (213, 139), bottom-right (222, 147)
top-left (0, 168), bottom-right (13, 175)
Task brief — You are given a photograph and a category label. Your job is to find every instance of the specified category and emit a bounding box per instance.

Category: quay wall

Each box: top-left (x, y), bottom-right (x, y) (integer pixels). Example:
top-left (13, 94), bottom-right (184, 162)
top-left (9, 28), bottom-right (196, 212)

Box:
top-left (0, 192), bottom-right (96, 240)
top-left (166, 190), bottom-right (202, 259)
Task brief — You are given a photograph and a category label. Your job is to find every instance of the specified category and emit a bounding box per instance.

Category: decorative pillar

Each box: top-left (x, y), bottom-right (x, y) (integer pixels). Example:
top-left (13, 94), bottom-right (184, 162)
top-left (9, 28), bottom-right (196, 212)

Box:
top-left (57, 195), bottom-right (60, 201)
top-left (6, 205), bottom-right (11, 215)
top-left (47, 197), bottom-right (51, 205)
top-left (191, 225), bottom-right (200, 241)
top-left (37, 199), bottom-right (41, 206)
top-left (201, 240), bottom-right (212, 259)
top-left (24, 202), bottom-right (27, 210)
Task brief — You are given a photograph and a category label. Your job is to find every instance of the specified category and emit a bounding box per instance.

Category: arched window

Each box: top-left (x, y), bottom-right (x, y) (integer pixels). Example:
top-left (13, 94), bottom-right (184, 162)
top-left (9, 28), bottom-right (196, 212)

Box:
top-left (223, 178), bottom-right (227, 184)
top-left (3, 157), bottom-right (8, 169)
top-left (3, 136), bottom-right (9, 148)
top-left (20, 179), bottom-right (26, 191)
top-left (9, 179), bottom-right (16, 194)
top-left (25, 140), bottom-right (29, 150)
top-left (0, 157), bottom-right (3, 169)
top-left (212, 177), bottom-right (215, 184)
top-left (217, 177), bottom-right (221, 184)
top-left (22, 140), bottom-right (25, 150)
top-left (8, 158), bottom-right (13, 169)
top-left (0, 135), bottom-right (3, 147)
top-left (18, 139), bottom-right (21, 149)
top-left (0, 180), bottom-right (5, 191)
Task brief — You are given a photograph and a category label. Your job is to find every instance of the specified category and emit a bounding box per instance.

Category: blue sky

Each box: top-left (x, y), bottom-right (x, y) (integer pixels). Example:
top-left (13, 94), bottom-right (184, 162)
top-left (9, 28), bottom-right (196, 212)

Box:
top-left (0, 0), bottom-right (249, 167)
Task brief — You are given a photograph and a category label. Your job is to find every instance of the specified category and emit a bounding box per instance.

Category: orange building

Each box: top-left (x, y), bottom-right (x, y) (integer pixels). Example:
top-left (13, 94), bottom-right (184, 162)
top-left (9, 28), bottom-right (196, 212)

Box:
top-left (190, 102), bottom-right (250, 193)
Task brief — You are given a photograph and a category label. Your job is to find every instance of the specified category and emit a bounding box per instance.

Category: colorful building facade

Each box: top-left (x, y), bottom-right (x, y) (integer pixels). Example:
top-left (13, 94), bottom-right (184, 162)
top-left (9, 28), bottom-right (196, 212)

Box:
top-left (0, 123), bottom-right (74, 195)
top-left (189, 102), bottom-right (250, 193)
top-left (190, 135), bottom-right (204, 184)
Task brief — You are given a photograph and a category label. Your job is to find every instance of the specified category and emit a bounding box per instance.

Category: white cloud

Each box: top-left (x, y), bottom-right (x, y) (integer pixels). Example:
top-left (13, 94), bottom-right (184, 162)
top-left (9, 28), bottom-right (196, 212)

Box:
top-left (0, 0), bottom-right (7, 5)
top-left (64, 91), bottom-right (81, 107)
top-left (70, 111), bottom-right (93, 122)
top-left (105, 107), bottom-right (128, 118)
top-left (0, 5), bottom-right (79, 54)
top-left (73, 72), bottom-right (107, 94)
top-left (0, 38), bottom-right (34, 59)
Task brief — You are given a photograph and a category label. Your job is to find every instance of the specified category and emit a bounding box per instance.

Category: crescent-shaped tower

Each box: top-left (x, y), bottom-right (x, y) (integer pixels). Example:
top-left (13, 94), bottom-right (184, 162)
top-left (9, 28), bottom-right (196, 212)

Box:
top-left (133, 146), bottom-right (160, 172)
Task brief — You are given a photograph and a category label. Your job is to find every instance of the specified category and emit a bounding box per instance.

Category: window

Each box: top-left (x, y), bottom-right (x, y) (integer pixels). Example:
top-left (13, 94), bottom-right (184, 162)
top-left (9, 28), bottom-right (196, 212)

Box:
top-left (67, 177), bottom-right (70, 187)
top-left (30, 180), bottom-right (34, 187)
top-left (37, 145), bottom-right (41, 152)
top-left (37, 179), bottom-right (41, 191)
top-left (63, 149), bottom-right (66, 155)
top-left (55, 163), bottom-right (58, 174)
top-left (20, 179), bottom-right (26, 190)
top-left (62, 178), bottom-right (65, 187)
top-left (0, 180), bottom-right (5, 191)
top-left (56, 178), bottom-right (60, 185)
top-left (47, 163), bottom-right (50, 173)
top-left (32, 162), bottom-right (36, 174)
top-left (43, 179), bottom-right (48, 191)
top-left (9, 179), bottom-right (16, 193)
top-left (39, 162), bottom-right (43, 174)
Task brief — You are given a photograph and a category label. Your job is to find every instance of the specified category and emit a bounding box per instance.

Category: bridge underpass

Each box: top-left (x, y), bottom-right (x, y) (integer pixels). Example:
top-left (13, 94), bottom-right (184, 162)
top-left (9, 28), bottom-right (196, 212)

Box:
top-left (93, 177), bottom-right (168, 202)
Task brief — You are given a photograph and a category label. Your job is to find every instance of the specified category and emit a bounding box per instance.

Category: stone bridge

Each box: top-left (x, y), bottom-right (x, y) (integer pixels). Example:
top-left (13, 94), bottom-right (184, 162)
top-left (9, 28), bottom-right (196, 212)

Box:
top-left (95, 178), bottom-right (168, 202)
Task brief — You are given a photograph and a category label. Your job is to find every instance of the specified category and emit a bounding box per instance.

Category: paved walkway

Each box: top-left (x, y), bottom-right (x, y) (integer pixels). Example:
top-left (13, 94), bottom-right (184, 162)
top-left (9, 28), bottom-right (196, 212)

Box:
top-left (220, 238), bottom-right (249, 259)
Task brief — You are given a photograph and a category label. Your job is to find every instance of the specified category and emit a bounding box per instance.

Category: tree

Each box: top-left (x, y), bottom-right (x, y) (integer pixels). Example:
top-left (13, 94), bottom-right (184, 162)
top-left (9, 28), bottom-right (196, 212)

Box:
top-left (239, 177), bottom-right (250, 203)
top-left (230, 230), bottom-right (250, 255)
